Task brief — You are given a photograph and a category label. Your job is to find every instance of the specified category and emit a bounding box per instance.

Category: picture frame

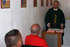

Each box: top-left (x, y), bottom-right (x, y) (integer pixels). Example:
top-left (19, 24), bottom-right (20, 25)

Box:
top-left (1, 0), bottom-right (10, 8)
top-left (33, 0), bottom-right (37, 7)
top-left (21, 0), bottom-right (27, 8)
top-left (41, 0), bottom-right (44, 7)
top-left (50, 0), bottom-right (52, 6)
top-left (46, 0), bottom-right (48, 6)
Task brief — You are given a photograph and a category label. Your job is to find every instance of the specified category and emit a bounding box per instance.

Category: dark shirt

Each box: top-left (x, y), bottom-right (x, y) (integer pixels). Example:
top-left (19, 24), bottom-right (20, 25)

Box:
top-left (45, 7), bottom-right (65, 29)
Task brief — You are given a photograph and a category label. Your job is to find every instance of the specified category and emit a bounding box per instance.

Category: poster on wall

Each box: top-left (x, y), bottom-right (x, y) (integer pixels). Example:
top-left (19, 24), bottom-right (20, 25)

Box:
top-left (1, 0), bottom-right (10, 8)
top-left (50, 0), bottom-right (52, 6)
top-left (34, 0), bottom-right (37, 7)
top-left (21, 0), bottom-right (27, 7)
top-left (46, 0), bottom-right (48, 6)
top-left (41, 0), bottom-right (44, 7)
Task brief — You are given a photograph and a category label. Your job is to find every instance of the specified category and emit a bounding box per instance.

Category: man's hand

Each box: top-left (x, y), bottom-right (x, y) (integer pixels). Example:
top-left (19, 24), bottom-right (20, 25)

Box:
top-left (61, 24), bottom-right (63, 30)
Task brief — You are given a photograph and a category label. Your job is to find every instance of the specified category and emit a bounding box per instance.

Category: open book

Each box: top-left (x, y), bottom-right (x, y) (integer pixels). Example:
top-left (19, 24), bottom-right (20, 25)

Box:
top-left (47, 28), bottom-right (63, 33)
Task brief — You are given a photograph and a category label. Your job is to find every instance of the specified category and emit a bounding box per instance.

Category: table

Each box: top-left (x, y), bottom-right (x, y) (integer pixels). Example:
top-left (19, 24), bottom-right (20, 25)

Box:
top-left (41, 30), bottom-right (62, 47)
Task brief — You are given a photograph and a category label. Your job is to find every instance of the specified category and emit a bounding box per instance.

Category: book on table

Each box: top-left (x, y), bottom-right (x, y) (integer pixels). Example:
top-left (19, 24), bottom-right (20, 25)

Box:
top-left (47, 28), bottom-right (63, 33)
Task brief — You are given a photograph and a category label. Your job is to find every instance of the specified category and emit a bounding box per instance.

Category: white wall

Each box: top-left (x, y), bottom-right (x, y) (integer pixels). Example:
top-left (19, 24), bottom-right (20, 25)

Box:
top-left (58, 0), bottom-right (70, 18)
top-left (58, 0), bottom-right (70, 47)
top-left (0, 0), bottom-right (49, 47)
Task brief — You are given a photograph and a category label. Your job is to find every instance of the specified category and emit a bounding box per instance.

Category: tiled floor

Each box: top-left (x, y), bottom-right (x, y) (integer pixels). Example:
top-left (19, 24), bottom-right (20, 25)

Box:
top-left (62, 45), bottom-right (70, 47)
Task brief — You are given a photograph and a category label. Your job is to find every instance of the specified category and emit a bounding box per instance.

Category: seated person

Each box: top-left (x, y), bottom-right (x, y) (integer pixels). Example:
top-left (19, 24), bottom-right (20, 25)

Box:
top-left (25, 24), bottom-right (49, 47)
top-left (5, 29), bottom-right (23, 47)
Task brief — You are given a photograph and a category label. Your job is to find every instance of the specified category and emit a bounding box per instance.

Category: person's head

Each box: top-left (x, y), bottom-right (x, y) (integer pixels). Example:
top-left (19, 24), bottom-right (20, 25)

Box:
top-left (53, 1), bottom-right (59, 9)
top-left (5, 29), bottom-right (23, 47)
top-left (31, 24), bottom-right (41, 35)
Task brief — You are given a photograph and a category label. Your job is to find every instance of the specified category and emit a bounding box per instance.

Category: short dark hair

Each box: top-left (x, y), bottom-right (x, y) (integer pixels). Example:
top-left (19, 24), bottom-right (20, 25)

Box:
top-left (54, 1), bottom-right (59, 4)
top-left (31, 24), bottom-right (41, 34)
top-left (5, 29), bottom-right (21, 47)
